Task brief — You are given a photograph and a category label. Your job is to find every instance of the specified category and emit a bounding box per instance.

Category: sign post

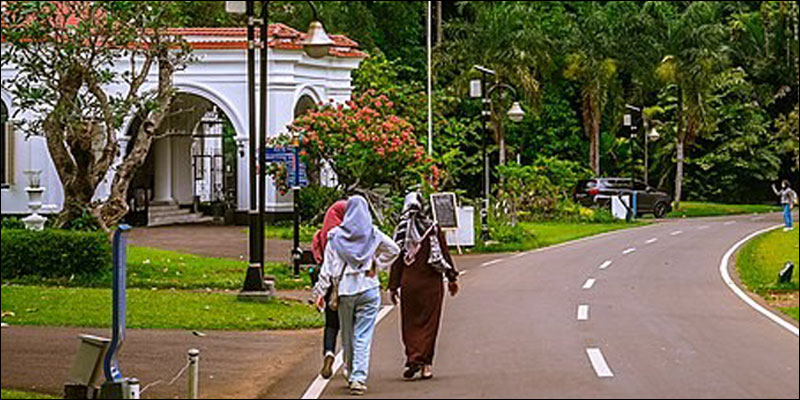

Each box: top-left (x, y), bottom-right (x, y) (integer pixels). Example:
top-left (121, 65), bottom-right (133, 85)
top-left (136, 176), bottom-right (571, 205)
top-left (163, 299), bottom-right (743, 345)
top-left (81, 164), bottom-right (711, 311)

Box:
top-left (430, 193), bottom-right (462, 254)
top-left (100, 225), bottom-right (140, 399)
top-left (266, 147), bottom-right (308, 276)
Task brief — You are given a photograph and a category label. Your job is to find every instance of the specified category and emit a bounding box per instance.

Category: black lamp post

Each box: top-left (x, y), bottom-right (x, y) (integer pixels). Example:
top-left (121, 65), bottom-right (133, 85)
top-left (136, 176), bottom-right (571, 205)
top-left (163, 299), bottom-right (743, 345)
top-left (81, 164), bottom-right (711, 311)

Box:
top-left (471, 66), bottom-right (525, 242)
top-left (227, 1), bottom-right (333, 293)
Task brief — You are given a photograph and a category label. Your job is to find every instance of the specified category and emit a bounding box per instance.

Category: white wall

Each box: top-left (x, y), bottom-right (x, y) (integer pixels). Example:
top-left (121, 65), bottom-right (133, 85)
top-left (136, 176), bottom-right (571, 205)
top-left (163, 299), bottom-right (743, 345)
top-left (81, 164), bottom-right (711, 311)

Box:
top-left (1, 44), bottom-right (362, 217)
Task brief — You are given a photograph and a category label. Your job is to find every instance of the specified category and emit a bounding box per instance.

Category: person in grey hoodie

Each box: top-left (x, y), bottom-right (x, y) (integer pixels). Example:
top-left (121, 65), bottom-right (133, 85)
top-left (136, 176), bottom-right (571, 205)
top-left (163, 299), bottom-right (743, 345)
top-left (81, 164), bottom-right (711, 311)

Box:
top-left (773, 180), bottom-right (798, 231)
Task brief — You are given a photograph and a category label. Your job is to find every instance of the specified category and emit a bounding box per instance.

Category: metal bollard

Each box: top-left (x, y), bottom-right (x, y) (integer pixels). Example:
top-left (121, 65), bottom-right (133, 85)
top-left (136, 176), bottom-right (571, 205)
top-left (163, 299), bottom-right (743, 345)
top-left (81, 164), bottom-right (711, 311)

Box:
top-left (779, 262), bottom-right (795, 284)
top-left (188, 349), bottom-right (200, 400)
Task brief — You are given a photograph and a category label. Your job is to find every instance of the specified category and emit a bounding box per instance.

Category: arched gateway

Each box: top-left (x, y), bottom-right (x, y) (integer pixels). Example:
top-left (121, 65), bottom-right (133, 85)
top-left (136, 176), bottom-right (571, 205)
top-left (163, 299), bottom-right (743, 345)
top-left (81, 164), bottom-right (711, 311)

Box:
top-left (0, 24), bottom-right (365, 225)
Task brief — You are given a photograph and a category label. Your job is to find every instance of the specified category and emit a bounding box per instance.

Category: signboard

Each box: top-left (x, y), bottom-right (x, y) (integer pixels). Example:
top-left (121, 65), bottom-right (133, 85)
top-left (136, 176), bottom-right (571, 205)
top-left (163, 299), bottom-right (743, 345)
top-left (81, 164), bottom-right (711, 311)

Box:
top-left (264, 147), bottom-right (309, 188)
top-left (431, 193), bottom-right (459, 230)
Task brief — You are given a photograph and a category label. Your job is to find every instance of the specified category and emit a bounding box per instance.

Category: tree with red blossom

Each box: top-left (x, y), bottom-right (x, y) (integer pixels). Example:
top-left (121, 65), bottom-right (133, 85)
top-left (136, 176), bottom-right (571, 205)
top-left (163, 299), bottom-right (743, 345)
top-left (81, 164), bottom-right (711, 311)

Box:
top-left (270, 90), bottom-right (440, 194)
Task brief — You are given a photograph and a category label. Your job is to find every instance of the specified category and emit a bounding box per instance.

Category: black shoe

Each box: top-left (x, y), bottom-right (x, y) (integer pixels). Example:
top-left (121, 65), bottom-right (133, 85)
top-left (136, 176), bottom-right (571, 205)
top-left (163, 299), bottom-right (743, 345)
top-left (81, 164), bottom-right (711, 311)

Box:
top-left (403, 364), bottom-right (421, 380)
top-left (321, 354), bottom-right (335, 380)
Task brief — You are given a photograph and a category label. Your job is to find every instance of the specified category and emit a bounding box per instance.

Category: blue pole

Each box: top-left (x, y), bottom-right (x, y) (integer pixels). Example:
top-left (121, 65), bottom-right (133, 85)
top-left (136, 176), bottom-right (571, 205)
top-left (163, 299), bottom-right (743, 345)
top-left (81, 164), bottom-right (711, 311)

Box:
top-left (104, 225), bottom-right (132, 383)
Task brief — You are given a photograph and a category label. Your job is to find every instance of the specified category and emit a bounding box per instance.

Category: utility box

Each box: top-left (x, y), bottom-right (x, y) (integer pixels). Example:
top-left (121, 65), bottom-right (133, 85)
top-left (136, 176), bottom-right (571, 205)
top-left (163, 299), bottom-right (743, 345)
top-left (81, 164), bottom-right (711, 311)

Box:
top-left (65, 335), bottom-right (110, 399)
top-left (611, 196), bottom-right (631, 221)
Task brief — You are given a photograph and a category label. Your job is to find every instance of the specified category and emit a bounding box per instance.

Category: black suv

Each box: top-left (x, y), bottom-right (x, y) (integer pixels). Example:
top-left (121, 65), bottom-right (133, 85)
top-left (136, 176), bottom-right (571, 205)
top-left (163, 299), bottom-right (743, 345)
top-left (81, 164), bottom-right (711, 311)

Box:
top-left (574, 178), bottom-right (673, 219)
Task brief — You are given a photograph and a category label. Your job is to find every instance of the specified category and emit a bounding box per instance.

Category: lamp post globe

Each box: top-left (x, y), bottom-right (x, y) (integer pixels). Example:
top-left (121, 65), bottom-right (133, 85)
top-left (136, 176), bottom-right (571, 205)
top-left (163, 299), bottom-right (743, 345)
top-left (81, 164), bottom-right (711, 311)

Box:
top-left (507, 101), bottom-right (525, 123)
top-left (303, 21), bottom-right (334, 59)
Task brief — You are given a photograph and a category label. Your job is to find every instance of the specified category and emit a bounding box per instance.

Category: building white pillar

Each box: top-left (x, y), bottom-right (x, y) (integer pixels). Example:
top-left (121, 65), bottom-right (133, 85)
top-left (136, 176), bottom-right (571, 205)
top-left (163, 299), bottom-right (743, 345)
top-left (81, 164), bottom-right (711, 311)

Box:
top-left (153, 137), bottom-right (175, 204)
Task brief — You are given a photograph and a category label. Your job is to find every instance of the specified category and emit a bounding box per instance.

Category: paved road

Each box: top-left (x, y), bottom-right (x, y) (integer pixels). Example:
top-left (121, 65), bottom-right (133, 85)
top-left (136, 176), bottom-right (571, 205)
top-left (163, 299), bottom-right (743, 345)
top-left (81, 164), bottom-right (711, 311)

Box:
top-left (276, 214), bottom-right (799, 399)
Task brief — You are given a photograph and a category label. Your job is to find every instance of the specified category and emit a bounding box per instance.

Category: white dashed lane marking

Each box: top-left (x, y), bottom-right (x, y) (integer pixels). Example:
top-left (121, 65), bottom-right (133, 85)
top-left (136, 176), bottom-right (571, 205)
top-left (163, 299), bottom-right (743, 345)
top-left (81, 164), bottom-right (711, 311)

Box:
top-left (622, 248), bottom-right (637, 255)
top-left (599, 261), bottom-right (613, 270)
top-left (587, 348), bottom-right (615, 378)
top-left (583, 279), bottom-right (597, 290)
top-left (645, 238), bottom-right (659, 245)
top-left (577, 305), bottom-right (590, 321)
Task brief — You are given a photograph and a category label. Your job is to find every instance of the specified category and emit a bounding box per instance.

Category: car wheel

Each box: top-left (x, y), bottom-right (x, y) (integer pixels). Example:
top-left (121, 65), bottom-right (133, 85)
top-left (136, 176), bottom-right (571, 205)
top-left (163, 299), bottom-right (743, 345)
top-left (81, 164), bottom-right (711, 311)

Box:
top-left (653, 202), bottom-right (668, 219)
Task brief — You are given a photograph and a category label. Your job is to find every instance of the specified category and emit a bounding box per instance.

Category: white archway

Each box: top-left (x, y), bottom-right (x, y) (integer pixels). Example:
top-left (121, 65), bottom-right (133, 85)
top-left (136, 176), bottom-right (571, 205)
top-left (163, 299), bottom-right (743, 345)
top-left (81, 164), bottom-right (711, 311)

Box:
top-left (174, 82), bottom-right (247, 140)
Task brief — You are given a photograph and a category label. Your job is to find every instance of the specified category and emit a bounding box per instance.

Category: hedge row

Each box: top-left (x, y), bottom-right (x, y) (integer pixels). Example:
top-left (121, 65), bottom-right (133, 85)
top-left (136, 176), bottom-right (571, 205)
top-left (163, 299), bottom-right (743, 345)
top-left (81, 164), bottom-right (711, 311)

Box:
top-left (1, 229), bottom-right (111, 283)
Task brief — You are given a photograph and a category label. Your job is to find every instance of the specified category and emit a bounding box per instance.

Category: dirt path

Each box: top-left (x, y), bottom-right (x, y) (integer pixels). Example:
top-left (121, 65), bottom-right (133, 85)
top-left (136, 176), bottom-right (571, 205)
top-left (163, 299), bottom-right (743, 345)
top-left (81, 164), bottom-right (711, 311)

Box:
top-left (1, 326), bottom-right (319, 399)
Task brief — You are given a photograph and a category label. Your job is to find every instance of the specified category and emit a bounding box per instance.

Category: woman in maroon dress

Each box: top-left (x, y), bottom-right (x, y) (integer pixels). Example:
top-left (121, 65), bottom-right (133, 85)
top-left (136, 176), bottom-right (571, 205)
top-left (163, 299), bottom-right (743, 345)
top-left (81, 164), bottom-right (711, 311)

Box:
top-left (389, 192), bottom-right (460, 380)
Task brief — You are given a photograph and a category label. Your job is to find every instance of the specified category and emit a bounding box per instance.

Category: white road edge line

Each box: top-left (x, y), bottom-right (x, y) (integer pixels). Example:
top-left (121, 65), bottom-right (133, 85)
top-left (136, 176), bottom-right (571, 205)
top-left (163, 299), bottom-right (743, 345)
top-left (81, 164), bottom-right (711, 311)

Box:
top-left (481, 259), bottom-right (505, 268)
top-left (577, 305), bottom-right (590, 321)
top-left (583, 278), bottom-right (597, 290)
top-left (622, 248), bottom-right (636, 255)
top-left (586, 348), bottom-right (614, 378)
top-left (645, 238), bottom-right (659, 245)
top-left (719, 225), bottom-right (799, 337)
top-left (301, 305), bottom-right (396, 399)
top-left (671, 230), bottom-right (684, 236)
top-left (599, 260), bottom-right (613, 270)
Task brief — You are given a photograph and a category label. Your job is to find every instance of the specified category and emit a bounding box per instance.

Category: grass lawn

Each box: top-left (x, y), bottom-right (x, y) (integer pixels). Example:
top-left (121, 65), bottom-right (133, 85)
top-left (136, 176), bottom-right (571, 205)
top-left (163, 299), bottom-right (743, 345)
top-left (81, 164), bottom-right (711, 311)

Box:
top-left (0, 390), bottom-right (57, 400)
top-left (475, 221), bottom-right (646, 253)
top-left (781, 307), bottom-right (799, 321)
top-left (668, 202), bottom-right (781, 219)
top-left (737, 228), bottom-right (799, 321)
top-left (1, 285), bottom-right (323, 331)
top-left (127, 247), bottom-right (310, 291)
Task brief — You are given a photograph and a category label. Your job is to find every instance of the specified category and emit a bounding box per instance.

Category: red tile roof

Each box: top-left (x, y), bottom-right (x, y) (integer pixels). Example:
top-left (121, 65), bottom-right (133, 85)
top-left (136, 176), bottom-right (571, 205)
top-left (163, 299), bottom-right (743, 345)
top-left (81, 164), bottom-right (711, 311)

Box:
top-left (167, 24), bottom-right (365, 58)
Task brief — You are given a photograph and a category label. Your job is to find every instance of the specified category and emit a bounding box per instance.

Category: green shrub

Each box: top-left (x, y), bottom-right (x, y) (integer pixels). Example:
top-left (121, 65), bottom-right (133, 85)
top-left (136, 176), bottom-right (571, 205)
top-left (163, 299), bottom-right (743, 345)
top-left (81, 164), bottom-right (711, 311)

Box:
top-left (1, 229), bottom-right (111, 284)
top-left (299, 186), bottom-right (345, 223)
top-left (1, 217), bottom-right (26, 230)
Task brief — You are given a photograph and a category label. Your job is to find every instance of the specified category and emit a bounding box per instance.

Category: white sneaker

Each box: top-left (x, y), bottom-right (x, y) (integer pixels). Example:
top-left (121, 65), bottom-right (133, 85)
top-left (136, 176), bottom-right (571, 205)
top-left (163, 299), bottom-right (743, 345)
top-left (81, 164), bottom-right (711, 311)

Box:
top-left (349, 381), bottom-right (367, 396)
top-left (785, 227), bottom-right (794, 232)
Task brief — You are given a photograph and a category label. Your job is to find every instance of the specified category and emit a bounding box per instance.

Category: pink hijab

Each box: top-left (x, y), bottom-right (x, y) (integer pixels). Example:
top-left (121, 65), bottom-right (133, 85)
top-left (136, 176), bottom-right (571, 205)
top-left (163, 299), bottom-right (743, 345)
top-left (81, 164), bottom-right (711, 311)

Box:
top-left (312, 200), bottom-right (347, 264)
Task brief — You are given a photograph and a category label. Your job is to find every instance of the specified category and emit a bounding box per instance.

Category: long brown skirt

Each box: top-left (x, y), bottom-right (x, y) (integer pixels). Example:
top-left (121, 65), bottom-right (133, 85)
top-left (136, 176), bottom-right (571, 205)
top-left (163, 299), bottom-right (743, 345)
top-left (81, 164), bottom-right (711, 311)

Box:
top-left (399, 258), bottom-right (445, 367)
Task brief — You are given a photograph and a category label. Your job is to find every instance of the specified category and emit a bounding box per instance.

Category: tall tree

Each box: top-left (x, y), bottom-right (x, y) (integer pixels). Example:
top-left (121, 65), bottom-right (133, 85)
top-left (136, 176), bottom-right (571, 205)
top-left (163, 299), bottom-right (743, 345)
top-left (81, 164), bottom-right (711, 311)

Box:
top-left (438, 1), bottom-right (553, 166)
top-left (563, 2), bottom-right (620, 175)
top-left (2, 1), bottom-right (192, 230)
top-left (655, 1), bottom-right (729, 210)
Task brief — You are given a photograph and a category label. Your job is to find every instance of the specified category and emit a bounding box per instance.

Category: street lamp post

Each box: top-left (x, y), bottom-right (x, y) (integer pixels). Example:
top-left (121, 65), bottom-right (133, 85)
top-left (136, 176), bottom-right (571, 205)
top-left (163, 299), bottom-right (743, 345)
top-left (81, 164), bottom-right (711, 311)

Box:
top-left (227, 1), bottom-right (332, 293)
top-left (471, 66), bottom-right (525, 242)
top-left (624, 104), bottom-right (661, 187)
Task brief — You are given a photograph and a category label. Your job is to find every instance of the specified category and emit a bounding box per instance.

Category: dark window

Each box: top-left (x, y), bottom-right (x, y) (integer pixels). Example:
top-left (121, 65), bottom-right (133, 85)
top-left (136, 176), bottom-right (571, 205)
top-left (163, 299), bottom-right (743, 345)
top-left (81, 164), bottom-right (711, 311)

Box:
top-left (633, 181), bottom-right (649, 191)
top-left (1, 101), bottom-right (8, 186)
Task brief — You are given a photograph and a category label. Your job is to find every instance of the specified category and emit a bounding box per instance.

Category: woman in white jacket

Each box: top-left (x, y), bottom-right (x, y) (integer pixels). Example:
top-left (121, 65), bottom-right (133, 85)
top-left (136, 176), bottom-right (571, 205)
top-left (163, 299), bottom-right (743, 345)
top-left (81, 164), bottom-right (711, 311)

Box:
top-left (314, 195), bottom-right (400, 396)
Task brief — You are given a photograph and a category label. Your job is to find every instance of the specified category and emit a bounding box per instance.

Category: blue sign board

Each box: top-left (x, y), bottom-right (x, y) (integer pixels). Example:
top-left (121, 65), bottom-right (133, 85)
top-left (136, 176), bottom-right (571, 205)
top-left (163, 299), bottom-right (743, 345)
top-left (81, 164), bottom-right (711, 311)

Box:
top-left (265, 147), bottom-right (309, 188)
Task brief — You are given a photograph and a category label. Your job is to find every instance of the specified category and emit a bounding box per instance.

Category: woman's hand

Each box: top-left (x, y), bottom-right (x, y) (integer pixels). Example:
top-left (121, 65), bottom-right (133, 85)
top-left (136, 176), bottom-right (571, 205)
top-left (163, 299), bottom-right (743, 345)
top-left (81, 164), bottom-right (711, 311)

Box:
top-left (315, 295), bottom-right (326, 310)
top-left (448, 281), bottom-right (460, 297)
top-left (390, 289), bottom-right (400, 306)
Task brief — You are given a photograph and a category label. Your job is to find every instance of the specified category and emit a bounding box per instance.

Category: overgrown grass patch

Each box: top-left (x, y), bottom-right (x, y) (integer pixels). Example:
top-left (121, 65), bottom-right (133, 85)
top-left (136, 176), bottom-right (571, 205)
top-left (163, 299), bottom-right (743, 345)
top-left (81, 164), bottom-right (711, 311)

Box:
top-left (127, 247), bottom-right (310, 291)
top-left (0, 390), bottom-right (57, 400)
top-left (4, 247), bottom-right (311, 291)
top-left (737, 228), bottom-right (799, 295)
top-left (473, 221), bottom-right (646, 253)
top-left (780, 307), bottom-right (799, 321)
top-left (668, 202), bottom-right (781, 219)
top-left (0, 285), bottom-right (323, 331)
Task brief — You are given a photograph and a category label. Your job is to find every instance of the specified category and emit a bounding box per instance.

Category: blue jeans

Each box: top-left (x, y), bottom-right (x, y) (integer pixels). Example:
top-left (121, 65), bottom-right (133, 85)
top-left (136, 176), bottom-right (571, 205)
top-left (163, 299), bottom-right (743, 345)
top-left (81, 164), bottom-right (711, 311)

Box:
top-left (338, 287), bottom-right (381, 384)
top-left (784, 204), bottom-right (794, 229)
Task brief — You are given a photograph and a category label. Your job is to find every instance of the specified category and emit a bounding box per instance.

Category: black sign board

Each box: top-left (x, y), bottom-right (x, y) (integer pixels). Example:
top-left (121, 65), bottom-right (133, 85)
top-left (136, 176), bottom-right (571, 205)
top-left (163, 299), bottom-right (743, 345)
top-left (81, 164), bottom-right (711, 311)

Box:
top-left (431, 193), bottom-right (459, 230)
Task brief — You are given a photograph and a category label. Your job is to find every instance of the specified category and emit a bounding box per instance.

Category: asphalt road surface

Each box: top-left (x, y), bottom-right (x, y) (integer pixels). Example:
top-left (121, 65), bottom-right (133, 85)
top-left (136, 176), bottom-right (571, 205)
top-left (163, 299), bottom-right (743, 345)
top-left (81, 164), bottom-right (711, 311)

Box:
top-left (271, 213), bottom-right (799, 399)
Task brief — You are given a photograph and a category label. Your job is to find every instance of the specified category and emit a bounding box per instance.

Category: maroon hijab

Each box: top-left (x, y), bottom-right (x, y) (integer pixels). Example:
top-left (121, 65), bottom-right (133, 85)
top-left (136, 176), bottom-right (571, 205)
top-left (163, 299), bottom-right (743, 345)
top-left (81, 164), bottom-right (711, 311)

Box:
top-left (312, 200), bottom-right (347, 264)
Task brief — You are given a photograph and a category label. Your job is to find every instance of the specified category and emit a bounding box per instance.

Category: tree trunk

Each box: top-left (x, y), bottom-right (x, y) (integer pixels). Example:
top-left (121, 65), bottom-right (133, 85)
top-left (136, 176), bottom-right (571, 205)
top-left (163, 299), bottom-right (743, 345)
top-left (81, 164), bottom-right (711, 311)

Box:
top-left (674, 138), bottom-right (684, 211)
top-left (583, 95), bottom-right (601, 175)
top-left (436, 1), bottom-right (443, 46)
top-left (99, 55), bottom-right (176, 229)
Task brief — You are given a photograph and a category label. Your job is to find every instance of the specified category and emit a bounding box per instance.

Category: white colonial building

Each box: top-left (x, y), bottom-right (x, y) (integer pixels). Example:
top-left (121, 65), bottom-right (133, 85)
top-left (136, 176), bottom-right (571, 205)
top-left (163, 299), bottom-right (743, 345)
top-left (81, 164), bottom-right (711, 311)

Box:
top-left (1, 24), bottom-right (364, 225)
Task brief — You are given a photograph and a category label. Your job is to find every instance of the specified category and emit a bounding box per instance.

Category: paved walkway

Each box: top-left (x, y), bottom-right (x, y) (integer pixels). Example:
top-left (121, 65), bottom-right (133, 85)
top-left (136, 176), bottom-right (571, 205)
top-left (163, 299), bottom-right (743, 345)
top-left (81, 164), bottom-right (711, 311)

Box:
top-left (1, 326), bottom-right (319, 399)
top-left (129, 224), bottom-right (301, 263)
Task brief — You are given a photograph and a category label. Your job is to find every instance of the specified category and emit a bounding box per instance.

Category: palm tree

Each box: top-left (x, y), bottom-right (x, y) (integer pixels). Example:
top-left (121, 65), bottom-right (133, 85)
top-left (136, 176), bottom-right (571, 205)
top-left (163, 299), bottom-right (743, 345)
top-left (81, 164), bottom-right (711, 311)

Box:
top-left (439, 1), bottom-right (553, 166)
top-left (655, 1), bottom-right (729, 211)
top-left (564, 2), bottom-right (620, 175)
